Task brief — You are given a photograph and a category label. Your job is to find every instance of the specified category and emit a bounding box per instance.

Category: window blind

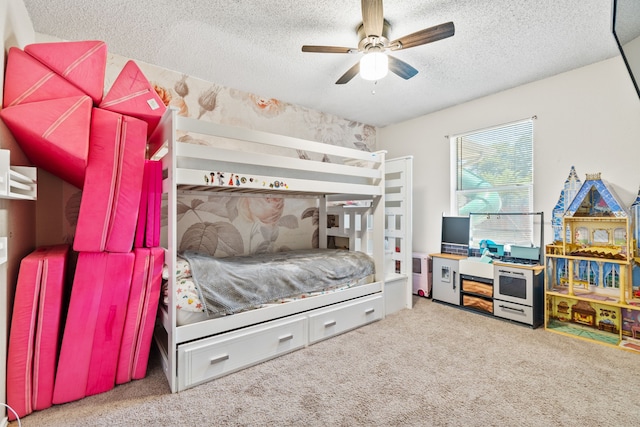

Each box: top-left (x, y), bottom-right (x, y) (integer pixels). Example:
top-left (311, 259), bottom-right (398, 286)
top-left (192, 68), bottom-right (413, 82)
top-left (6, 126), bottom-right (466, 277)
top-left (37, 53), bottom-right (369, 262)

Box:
top-left (453, 119), bottom-right (533, 216)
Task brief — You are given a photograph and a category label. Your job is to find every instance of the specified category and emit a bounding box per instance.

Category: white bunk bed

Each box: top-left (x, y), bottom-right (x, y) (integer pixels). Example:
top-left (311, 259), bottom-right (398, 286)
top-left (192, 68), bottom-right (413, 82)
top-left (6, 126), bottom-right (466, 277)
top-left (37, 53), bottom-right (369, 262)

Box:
top-left (148, 109), bottom-right (386, 393)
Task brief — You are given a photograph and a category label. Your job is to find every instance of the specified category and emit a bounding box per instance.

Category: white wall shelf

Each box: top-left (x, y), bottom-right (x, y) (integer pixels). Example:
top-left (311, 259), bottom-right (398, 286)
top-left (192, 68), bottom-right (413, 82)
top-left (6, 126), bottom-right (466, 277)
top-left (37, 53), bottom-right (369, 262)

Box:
top-left (0, 149), bottom-right (37, 200)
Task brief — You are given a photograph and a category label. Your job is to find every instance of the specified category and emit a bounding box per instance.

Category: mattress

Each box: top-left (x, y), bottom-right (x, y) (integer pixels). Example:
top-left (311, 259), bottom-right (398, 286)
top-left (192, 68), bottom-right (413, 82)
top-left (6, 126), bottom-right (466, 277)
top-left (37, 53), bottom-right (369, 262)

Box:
top-left (24, 40), bottom-right (107, 105)
top-left (116, 247), bottom-right (164, 384)
top-left (53, 252), bottom-right (135, 404)
top-left (73, 108), bottom-right (147, 252)
top-left (6, 245), bottom-right (69, 420)
top-left (0, 95), bottom-right (93, 189)
top-left (164, 249), bottom-right (375, 325)
top-left (99, 60), bottom-right (166, 137)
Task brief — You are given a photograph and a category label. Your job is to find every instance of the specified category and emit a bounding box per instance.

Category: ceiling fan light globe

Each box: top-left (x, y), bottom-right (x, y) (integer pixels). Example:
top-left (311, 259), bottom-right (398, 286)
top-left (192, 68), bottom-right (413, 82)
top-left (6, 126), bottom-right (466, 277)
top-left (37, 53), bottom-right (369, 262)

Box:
top-left (360, 52), bottom-right (388, 81)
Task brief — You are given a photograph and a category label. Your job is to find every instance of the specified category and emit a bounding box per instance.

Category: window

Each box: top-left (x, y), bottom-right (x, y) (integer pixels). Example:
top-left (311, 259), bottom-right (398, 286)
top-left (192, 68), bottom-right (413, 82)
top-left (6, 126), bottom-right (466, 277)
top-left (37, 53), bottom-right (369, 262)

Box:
top-left (450, 119), bottom-right (534, 216)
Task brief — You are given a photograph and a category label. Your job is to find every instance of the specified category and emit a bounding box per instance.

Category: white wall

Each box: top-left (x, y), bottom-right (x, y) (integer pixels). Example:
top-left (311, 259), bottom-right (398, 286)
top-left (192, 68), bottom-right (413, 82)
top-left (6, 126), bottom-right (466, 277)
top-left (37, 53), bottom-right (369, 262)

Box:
top-left (378, 56), bottom-right (640, 254)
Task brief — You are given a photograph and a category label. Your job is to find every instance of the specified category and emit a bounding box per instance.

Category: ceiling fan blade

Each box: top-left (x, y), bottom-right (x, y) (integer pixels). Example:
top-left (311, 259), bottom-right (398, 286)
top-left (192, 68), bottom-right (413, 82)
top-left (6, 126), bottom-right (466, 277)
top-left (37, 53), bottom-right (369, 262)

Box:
top-left (388, 55), bottom-right (418, 80)
top-left (361, 0), bottom-right (384, 36)
top-left (390, 21), bottom-right (455, 50)
top-left (336, 62), bottom-right (360, 84)
top-left (302, 45), bottom-right (356, 54)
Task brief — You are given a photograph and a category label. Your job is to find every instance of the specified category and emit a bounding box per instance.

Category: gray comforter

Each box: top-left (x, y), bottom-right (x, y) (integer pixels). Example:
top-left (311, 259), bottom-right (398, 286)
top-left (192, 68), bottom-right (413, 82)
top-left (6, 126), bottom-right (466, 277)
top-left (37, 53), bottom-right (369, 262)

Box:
top-left (180, 249), bottom-right (375, 317)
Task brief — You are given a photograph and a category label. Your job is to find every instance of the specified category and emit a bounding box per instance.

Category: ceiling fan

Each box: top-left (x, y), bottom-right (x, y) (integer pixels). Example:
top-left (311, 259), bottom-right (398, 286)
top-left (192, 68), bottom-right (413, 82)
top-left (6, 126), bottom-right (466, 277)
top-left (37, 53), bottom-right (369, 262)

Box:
top-left (301, 0), bottom-right (455, 84)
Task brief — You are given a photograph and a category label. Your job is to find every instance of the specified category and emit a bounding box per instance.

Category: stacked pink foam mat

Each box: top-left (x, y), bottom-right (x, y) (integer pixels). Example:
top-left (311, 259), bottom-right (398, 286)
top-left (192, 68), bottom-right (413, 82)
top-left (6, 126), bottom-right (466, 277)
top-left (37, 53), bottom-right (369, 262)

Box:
top-left (6, 245), bottom-right (69, 421)
top-left (24, 40), bottom-right (108, 105)
top-left (100, 60), bottom-right (167, 137)
top-left (134, 160), bottom-right (163, 248)
top-left (0, 95), bottom-right (92, 189)
top-left (0, 41), bottom-right (107, 189)
top-left (72, 108), bottom-right (147, 253)
top-left (53, 252), bottom-right (135, 403)
top-left (116, 247), bottom-right (165, 384)
top-left (1, 40), bottom-right (168, 412)
top-left (2, 47), bottom-right (88, 108)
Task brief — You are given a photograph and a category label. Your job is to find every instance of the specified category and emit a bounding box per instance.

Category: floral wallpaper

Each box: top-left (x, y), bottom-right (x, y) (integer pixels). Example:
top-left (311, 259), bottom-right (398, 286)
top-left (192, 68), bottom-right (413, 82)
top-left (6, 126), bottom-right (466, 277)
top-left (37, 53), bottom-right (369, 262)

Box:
top-left (172, 195), bottom-right (318, 257)
top-left (62, 53), bottom-right (375, 256)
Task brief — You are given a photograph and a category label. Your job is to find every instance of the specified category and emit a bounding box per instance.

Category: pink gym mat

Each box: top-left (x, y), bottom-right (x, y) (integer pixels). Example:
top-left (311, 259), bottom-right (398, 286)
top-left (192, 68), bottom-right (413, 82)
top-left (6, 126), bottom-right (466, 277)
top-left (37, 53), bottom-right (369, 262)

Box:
top-left (73, 108), bottom-right (147, 253)
top-left (116, 247), bottom-right (164, 384)
top-left (52, 251), bottom-right (134, 404)
top-left (24, 40), bottom-right (107, 105)
top-left (2, 47), bottom-right (86, 108)
top-left (134, 160), bottom-right (162, 248)
top-left (6, 245), bottom-right (69, 420)
top-left (0, 95), bottom-right (92, 189)
top-left (99, 60), bottom-right (166, 136)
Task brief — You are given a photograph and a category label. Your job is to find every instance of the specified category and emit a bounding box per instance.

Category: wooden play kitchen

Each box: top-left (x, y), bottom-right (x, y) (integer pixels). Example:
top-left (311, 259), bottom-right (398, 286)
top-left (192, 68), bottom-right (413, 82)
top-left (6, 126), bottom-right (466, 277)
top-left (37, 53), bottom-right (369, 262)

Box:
top-left (431, 212), bottom-right (545, 328)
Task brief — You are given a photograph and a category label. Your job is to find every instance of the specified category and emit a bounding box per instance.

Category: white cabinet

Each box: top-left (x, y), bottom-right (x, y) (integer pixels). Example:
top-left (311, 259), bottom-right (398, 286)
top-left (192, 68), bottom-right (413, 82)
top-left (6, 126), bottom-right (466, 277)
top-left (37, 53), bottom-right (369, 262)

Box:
top-left (431, 254), bottom-right (465, 306)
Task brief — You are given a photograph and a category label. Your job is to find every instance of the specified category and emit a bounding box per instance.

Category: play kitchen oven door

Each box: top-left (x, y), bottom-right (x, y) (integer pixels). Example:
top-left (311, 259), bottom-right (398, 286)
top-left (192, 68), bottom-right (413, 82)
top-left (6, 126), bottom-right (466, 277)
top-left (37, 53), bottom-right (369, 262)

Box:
top-left (493, 265), bottom-right (535, 323)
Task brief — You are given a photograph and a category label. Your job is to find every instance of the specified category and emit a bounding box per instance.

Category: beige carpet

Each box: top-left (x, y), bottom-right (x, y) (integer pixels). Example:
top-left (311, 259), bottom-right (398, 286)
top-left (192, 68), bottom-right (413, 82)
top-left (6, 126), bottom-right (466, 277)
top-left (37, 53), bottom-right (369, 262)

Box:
top-left (10, 297), bottom-right (640, 426)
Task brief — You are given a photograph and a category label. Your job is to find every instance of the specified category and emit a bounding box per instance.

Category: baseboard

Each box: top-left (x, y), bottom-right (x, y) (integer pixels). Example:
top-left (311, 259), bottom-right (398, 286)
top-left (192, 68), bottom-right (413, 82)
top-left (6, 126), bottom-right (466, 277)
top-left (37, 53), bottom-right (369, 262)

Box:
top-left (1, 415), bottom-right (8, 427)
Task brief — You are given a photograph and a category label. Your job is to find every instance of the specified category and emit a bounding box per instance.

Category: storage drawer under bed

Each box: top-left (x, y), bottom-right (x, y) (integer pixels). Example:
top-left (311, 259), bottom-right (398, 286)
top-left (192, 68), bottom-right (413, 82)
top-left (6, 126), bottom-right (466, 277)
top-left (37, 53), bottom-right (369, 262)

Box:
top-left (177, 315), bottom-right (307, 390)
top-left (308, 294), bottom-right (383, 343)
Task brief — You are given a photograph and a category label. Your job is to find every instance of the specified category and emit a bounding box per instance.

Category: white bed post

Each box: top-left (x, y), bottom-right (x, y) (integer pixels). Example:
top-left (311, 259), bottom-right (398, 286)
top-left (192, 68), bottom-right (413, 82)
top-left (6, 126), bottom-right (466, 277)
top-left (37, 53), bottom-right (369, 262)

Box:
top-left (167, 111), bottom-right (179, 393)
top-left (150, 107), bottom-right (179, 393)
top-left (351, 212), bottom-right (360, 252)
top-left (318, 195), bottom-right (327, 249)
top-left (372, 152), bottom-right (386, 308)
top-left (401, 156), bottom-right (413, 309)
top-left (384, 156), bottom-right (413, 313)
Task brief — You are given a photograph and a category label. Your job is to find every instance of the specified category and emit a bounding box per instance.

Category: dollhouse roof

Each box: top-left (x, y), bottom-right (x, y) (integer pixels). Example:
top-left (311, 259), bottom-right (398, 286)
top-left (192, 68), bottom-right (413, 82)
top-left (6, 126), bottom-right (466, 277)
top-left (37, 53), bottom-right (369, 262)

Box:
top-left (630, 187), bottom-right (640, 210)
top-left (551, 167), bottom-right (583, 242)
top-left (551, 191), bottom-right (566, 226)
top-left (565, 173), bottom-right (629, 218)
top-left (553, 166), bottom-right (582, 213)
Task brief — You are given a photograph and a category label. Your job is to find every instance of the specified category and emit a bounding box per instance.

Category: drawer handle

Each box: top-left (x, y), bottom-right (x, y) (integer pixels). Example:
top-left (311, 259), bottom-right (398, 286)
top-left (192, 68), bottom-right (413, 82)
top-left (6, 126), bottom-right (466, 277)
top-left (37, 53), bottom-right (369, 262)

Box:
top-left (365, 308), bottom-right (375, 315)
top-left (279, 333), bottom-right (294, 342)
top-left (210, 354), bottom-right (230, 365)
top-left (324, 320), bottom-right (337, 328)
top-left (499, 304), bottom-right (525, 313)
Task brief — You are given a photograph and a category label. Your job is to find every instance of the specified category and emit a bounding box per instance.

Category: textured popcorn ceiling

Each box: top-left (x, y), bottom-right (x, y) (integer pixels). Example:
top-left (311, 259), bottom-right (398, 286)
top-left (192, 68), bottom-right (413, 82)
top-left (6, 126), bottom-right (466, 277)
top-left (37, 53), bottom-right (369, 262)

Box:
top-left (20, 1), bottom-right (629, 127)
